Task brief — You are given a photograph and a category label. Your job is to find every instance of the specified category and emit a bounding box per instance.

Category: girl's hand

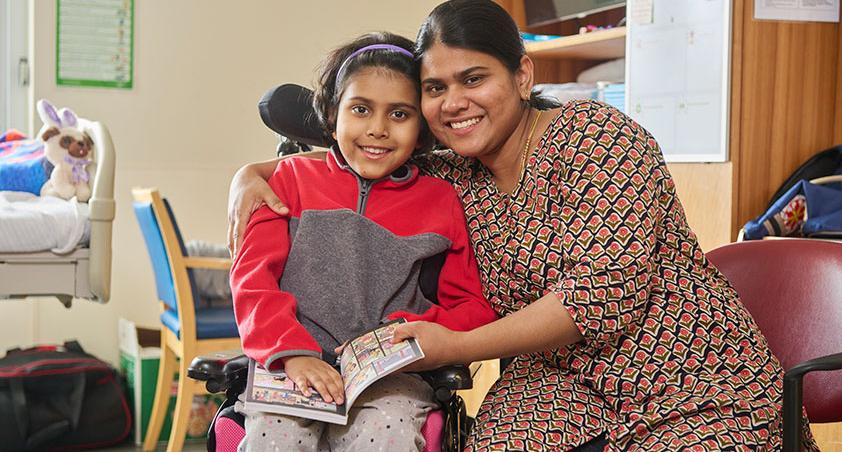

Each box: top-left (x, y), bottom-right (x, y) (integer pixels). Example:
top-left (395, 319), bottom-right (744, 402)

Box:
top-left (227, 164), bottom-right (288, 257)
top-left (282, 356), bottom-right (345, 404)
top-left (391, 321), bottom-right (464, 371)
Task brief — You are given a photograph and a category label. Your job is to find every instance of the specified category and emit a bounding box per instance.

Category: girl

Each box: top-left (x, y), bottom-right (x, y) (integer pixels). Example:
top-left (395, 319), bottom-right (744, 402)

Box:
top-left (230, 32), bottom-right (497, 451)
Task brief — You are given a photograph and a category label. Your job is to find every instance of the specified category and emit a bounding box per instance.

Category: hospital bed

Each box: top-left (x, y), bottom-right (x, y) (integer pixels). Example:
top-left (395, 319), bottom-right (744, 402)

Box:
top-left (0, 119), bottom-right (116, 307)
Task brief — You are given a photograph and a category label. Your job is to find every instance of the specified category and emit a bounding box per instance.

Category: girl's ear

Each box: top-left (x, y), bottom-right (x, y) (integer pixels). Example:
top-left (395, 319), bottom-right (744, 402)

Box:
top-left (331, 131), bottom-right (337, 141)
top-left (515, 55), bottom-right (535, 101)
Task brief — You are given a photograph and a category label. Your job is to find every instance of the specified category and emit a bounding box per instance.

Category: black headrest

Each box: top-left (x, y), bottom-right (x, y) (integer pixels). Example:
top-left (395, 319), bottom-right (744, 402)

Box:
top-left (258, 84), bottom-right (328, 147)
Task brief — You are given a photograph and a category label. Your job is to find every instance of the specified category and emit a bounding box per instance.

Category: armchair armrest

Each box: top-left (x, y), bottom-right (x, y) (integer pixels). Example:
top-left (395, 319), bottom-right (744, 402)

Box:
top-left (183, 256), bottom-right (232, 271)
top-left (783, 351), bottom-right (842, 452)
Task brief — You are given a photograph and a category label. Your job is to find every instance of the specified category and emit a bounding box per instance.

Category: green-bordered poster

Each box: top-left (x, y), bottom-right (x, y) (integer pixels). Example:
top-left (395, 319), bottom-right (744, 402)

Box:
top-left (56, 0), bottom-right (134, 89)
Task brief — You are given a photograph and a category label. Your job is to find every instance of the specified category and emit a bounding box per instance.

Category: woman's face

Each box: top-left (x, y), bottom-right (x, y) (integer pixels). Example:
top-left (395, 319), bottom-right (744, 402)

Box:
top-left (419, 42), bottom-right (531, 160)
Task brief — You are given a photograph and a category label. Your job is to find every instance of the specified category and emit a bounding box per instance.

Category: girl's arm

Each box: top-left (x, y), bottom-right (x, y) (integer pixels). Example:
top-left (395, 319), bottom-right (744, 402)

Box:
top-left (227, 152), bottom-right (326, 256)
top-left (392, 292), bottom-right (584, 370)
top-left (231, 161), bottom-right (345, 403)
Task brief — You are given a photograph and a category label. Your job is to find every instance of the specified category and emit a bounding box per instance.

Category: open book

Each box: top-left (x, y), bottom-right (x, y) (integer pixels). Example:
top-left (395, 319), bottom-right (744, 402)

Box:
top-left (243, 319), bottom-right (424, 425)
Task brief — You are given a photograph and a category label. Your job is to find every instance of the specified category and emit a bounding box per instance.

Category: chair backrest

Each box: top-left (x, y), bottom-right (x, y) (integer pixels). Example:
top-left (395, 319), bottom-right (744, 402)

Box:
top-left (132, 188), bottom-right (199, 335)
top-left (706, 239), bottom-right (842, 423)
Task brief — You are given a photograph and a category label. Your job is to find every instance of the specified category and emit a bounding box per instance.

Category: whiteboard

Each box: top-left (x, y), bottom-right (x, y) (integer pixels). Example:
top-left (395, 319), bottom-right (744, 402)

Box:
top-left (626, 0), bottom-right (731, 162)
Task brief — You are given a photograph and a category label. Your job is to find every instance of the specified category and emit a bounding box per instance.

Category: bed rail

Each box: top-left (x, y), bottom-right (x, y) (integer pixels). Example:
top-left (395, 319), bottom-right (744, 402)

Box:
top-left (82, 120), bottom-right (116, 303)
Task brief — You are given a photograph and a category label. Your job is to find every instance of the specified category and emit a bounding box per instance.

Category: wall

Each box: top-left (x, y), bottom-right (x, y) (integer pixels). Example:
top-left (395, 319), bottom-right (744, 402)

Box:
top-left (0, 0), bottom-right (441, 364)
top-left (731, 0), bottom-right (842, 236)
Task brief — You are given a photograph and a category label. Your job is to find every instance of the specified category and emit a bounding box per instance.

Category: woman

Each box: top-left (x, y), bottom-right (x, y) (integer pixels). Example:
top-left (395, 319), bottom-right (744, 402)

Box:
top-left (228, 1), bottom-right (815, 450)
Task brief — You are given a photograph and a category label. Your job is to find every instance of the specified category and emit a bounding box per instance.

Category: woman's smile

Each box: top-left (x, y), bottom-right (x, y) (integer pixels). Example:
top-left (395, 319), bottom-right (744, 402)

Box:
top-left (447, 116), bottom-right (484, 135)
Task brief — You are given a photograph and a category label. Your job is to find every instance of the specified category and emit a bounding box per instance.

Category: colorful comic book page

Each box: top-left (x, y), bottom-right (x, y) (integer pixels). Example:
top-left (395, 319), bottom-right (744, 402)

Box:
top-left (244, 360), bottom-right (348, 424)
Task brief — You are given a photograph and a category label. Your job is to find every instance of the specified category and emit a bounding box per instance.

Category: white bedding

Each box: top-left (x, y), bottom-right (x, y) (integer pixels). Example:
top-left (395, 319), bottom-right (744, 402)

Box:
top-left (0, 191), bottom-right (90, 254)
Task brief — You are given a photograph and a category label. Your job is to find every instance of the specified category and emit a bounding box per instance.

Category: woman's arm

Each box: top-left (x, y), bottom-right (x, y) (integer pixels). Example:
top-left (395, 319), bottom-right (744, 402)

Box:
top-left (227, 152), bottom-right (326, 256)
top-left (393, 292), bottom-right (584, 370)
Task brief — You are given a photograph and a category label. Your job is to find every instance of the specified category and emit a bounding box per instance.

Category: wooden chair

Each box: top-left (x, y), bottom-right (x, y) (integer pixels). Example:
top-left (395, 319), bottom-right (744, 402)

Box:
top-left (132, 188), bottom-right (241, 452)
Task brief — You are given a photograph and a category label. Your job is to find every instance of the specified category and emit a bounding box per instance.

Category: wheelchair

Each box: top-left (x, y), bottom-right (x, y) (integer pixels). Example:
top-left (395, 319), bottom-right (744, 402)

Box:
top-left (187, 84), bottom-right (477, 452)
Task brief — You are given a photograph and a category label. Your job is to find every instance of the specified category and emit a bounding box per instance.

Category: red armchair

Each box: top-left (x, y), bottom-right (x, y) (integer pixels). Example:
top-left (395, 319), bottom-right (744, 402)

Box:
top-left (707, 239), bottom-right (842, 451)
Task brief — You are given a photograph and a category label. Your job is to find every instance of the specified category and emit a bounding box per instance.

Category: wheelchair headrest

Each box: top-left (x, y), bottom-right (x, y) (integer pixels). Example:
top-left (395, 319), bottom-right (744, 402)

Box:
top-left (258, 84), bottom-right (328, 148)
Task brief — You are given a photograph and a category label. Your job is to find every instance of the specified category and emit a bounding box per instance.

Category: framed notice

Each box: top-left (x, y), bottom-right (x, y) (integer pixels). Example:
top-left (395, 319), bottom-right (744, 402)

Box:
top-left (626, 0), bottom-right (731, 162)
top-left (755, 0), bottom-right (839, 23)
top-left (56, 0), bottom-right (134, 89)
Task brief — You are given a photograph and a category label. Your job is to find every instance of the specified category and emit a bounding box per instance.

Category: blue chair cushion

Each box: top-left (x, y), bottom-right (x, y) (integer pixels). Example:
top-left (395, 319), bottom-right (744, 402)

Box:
top-left (161, 307), bottom-right (239, 340)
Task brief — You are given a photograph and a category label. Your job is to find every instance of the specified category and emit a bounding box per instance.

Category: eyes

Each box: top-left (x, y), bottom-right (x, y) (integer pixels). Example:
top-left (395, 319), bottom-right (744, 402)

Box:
top-left (465, 75), bottom-right (483, 86)
top-left (423, 74), bottom-right (485, 96)
top-left (349, 105), bottom-right (413, 121)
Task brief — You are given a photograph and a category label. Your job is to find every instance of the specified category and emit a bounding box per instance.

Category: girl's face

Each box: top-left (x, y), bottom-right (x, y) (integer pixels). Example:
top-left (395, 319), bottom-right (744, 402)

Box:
top-left (419, 42), bottom-right (532, 160)
top-left (332, 68), bottom-right (422, 180)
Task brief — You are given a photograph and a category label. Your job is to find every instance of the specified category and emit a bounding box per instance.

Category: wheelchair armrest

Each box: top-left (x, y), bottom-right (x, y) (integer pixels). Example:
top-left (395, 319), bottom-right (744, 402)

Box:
top-left (782, 351), bottom-right (842, 452)
top-left (188, 350), bottom-right (474, 405)
top-left (420, 365), bottom-right (473, 403)
top-left (188, 349), bottom-right (248, 394)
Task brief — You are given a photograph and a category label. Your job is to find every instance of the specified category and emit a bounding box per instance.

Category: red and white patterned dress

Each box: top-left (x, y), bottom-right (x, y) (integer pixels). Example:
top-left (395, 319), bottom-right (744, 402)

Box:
top-left (415, 101), bottom-right (817, 451)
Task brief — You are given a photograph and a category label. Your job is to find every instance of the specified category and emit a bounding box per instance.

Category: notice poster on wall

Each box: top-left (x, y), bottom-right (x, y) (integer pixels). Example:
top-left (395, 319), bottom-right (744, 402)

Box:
top-left (754, 0), bottom-right (840, 23)
top-left (57, 0), bottom-right (134, 89)
top-left (626, 0), bottom-right (731, 162)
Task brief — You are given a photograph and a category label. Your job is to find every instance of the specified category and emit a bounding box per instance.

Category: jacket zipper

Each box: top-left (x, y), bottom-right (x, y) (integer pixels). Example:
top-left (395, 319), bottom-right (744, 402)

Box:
top-left (356, 178), bottom-right (374, 215)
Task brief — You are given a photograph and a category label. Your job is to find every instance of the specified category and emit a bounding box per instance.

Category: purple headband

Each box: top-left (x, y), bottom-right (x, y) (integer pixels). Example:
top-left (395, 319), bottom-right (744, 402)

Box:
top-left (336, 44), bottom-right (414, 87)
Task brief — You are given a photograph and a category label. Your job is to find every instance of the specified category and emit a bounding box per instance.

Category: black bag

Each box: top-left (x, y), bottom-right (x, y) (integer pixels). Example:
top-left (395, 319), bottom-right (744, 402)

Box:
top-left (767, 144), bottom-right (842, 208)
top-left (0, 341), bottom-right (131, 451)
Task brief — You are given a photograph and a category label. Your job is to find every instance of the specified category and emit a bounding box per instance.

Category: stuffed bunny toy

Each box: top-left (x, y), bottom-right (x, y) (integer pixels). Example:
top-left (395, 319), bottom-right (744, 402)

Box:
top-left (37, 99), bottom-right (94, 202)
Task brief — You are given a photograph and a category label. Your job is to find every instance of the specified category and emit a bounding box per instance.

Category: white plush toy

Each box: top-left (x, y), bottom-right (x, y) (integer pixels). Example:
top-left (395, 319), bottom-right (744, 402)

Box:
top-left (37, 99), bottom-right (94, 202)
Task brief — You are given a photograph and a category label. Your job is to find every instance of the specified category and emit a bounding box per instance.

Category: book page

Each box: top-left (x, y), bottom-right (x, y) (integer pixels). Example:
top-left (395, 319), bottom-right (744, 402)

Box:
top-left (243, 320), bottom-right (423, 424)
top-left (247, 360), bottom-right (347, 421)
top-left (339, 320), bottom-right (424, 407)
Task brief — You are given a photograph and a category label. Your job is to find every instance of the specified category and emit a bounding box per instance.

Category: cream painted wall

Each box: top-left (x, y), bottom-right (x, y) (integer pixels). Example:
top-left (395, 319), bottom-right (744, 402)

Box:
top-left (0, 0), bottom-right (441, 364)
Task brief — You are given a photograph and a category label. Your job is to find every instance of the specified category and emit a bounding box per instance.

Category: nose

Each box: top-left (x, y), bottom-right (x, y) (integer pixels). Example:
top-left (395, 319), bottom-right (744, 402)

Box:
top-left (442, 87), bottom-right (469, 114)
top-left (69, 141), bottom-right (88, 158)
top-left (366, 116), bottom-right (389, 139)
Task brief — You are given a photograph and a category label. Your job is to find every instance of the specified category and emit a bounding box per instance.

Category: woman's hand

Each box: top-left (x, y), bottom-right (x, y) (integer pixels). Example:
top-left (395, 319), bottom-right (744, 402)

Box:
top-left (391, 321), bottom-right (464, 371)
top-left (227, 163), bottom-right (288, 257)
top-left (282, 356), bottom-right (345, 404)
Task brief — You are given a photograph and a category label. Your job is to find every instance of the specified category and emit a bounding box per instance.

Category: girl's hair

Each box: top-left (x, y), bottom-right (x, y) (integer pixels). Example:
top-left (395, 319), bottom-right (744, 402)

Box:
top-left (313, 31), bottom-right (432, 151)
top-left (416, 0), bottom-right (559, 110)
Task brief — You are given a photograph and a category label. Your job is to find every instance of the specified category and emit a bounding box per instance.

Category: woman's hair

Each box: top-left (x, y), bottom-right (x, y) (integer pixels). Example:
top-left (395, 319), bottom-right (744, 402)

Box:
top-left (313, 31), bottom-right (432, 151)
top-left (416, 0), bottom-right (559, 110)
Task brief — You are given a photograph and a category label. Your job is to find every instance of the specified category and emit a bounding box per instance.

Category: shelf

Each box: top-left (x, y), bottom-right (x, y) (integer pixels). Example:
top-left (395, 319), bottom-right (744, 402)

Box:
top-left (525, 26), bottom-right (626, 60)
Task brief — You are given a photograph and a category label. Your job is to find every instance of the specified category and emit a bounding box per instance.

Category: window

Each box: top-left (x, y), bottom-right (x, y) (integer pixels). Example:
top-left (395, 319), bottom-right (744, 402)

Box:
top-left (1, 0), bottom-right (30, 133)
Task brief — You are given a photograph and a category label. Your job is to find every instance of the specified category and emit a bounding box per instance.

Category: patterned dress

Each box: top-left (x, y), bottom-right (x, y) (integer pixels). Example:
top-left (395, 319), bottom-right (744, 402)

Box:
top-left (414, 101), bottom-right (818, 451)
